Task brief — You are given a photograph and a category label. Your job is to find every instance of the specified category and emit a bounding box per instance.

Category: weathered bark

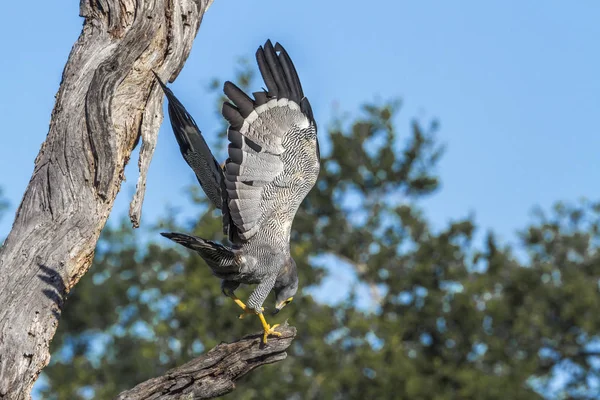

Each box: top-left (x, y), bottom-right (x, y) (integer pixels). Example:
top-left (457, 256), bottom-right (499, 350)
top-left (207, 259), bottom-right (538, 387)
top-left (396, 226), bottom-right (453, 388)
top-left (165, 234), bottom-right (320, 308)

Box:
top-left (115, 325), bottom-right (296, 400)
top-left (0, 0), bottom-right (213, 398)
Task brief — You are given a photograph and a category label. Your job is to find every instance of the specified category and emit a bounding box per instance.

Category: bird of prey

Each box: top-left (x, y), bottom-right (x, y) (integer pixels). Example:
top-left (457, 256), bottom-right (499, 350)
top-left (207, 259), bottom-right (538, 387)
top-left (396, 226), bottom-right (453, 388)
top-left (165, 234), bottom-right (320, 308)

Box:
top-left (155, 40), bottom-right (320, 343)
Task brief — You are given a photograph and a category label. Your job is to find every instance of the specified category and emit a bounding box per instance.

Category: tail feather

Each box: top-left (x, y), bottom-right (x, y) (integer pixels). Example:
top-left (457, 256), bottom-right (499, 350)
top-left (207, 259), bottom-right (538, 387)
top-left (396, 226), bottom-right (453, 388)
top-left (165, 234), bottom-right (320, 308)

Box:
top-left (161, 232), bottom-right (240, 276)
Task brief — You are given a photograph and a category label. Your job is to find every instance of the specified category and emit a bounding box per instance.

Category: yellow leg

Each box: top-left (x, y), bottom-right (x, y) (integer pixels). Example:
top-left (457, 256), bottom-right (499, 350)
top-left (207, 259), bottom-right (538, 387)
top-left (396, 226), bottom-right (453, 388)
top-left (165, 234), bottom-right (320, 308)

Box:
top-left (229, 294), bottom-right (262, 319)
top-left (230, 295), bottom-right (248, 310)
top-left (258, 313), bottom-right (281, 343)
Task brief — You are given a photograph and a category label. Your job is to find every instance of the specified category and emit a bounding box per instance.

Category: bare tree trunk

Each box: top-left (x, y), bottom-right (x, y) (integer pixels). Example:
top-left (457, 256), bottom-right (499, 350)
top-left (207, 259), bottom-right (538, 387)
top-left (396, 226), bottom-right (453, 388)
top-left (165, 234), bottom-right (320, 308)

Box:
top-left (115, 325), bottom-right (296, 400)
top-left (0, 0), bottom-right (213, 397)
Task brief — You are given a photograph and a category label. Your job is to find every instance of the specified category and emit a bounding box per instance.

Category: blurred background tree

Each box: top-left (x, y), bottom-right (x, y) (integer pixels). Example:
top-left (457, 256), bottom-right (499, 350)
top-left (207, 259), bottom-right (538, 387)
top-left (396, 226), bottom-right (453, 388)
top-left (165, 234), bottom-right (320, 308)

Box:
top-left (37, 64), bottom-right (600, 400)
top-left (0, 188), bottom-right (7, 219)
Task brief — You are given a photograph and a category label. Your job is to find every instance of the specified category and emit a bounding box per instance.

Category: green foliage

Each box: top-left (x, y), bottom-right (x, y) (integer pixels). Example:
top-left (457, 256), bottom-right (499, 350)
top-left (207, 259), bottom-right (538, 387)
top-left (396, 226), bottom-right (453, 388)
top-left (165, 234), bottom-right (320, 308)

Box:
top-left (39, 67), bottom-right (600, 399)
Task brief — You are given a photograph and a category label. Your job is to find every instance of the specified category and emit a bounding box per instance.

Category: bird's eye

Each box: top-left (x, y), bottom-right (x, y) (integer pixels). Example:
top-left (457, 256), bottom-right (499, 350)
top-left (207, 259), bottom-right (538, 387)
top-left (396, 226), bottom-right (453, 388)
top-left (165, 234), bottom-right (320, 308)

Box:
top-left (285, 297), bottom-right (293, 304)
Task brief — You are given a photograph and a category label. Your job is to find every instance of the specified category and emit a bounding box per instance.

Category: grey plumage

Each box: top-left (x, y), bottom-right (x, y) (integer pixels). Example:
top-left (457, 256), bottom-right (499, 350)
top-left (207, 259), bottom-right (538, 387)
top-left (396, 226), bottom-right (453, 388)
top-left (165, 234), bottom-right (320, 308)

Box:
top-left (153, 73), bottom-right (235, 238)
top-left (160, 232), bottom-right (238, 278)
top-left (156, 40), bottom-right (319, 339)
top-left (153, 73), bottom-right (224, 210)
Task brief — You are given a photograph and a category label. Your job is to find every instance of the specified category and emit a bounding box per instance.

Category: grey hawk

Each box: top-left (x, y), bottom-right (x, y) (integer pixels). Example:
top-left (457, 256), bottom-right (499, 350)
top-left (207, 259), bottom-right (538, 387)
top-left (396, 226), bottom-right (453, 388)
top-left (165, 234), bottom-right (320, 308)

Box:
top-left (156, 40), bottom-right (320, 343)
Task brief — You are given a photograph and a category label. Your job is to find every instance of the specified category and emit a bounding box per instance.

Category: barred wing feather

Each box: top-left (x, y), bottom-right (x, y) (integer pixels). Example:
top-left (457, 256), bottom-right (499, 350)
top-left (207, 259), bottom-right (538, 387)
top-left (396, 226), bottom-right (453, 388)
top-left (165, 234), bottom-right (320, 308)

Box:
top-left (154, 73), bottom-right (224, 210)
top-left (154, 73), bottom-right (236, 240)
top-left (222, 40), bottom-right (319, 241)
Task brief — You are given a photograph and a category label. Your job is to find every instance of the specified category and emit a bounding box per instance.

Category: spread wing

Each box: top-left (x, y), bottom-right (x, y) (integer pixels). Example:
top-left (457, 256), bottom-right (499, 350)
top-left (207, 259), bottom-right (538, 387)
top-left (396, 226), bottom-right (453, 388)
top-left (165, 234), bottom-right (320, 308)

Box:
top-left (154, 73), bottom-right (224, 209)
top-left (222, 40), bottom-right (320, 241)
top-left (154, 73), bottom-right (237, 240)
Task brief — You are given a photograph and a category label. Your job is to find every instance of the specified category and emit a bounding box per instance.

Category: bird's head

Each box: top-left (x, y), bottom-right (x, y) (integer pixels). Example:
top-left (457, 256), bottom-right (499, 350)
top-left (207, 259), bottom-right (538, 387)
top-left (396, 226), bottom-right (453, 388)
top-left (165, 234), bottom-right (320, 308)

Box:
top-left (272, 257), bottom-right (298, 315)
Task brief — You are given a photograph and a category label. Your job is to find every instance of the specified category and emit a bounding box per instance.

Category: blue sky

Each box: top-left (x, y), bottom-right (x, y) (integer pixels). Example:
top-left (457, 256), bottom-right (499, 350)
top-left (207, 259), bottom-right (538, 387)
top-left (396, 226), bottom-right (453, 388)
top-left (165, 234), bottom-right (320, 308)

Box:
top-left (1, 1), bottom-right (599, 247)
top-left (1, 1), bottom-right (599, 397)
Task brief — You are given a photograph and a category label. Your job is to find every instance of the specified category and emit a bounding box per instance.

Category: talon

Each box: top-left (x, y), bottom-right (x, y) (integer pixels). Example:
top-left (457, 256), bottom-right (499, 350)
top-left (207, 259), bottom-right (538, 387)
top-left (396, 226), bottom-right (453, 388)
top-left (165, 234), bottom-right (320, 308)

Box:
top-left (229, 294), bottom-right (262, 318)
top-left (258, 313), bottom-right (281, 343)
top-left (262, 324), bottom-right (282, 343)
top-left (238, 306), bottom-right (263, 319)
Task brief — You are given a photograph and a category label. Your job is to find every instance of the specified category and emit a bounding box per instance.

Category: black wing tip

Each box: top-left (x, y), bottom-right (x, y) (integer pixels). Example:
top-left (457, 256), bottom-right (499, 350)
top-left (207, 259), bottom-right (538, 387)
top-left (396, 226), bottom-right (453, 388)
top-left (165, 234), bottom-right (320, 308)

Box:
top-left (153, 72), bottom-right (182, 107)
top-left (152, 71), bottom-right (169, 92)
top-left (160, 232), bottom-right (176, 239)
top-left (273, 42), bottom-right (285, 53)
top-left (227, 129), bottom-right (243, 149)
top-left (228, 147), bottom-right (244, 164)
top-left (255, 40), bottom-right (306, 104)
top-left (300, 97), bottom-right (315, 122)
top-left (255, 46), bottom-right (277, 98)
top-left (153, 71), bottom-right (190, 112)
top-left (223, 80), bottom-right (235, 92)
top-left (222, 102), bottom-right (244, 130)
top-left (223, 81), bottom-right (254, 118)
top-left (264, 40), bottom-right (291, 98)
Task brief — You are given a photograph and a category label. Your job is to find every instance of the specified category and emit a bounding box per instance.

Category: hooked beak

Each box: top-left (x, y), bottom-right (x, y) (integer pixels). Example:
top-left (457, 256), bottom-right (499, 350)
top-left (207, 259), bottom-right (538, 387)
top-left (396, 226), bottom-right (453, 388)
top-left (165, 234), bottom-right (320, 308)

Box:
top-left (272, 302), bottom-right (285, 315)
top-left (272, 297), bottom-right (293, 315)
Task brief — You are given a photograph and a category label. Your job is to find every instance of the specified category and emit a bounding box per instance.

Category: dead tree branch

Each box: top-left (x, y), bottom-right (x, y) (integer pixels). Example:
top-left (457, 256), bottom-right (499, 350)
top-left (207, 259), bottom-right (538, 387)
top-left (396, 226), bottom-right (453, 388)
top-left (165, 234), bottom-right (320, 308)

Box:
top-left (0, 0), bottom-right (213, 398)
top-left (115, 325), bottom-right (296, 400)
